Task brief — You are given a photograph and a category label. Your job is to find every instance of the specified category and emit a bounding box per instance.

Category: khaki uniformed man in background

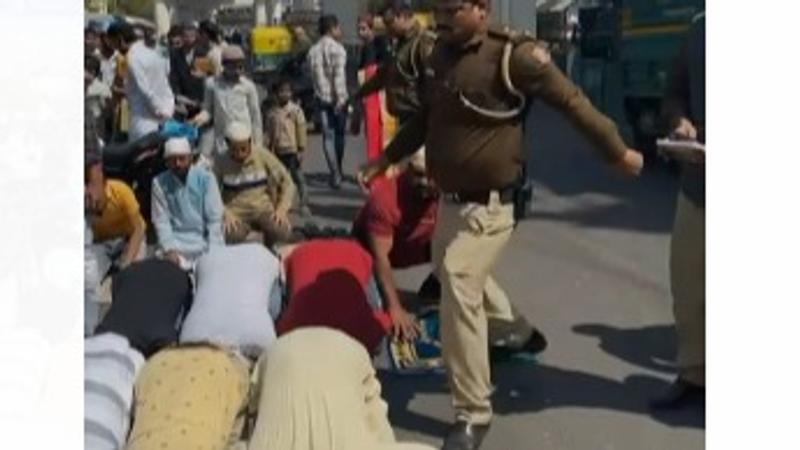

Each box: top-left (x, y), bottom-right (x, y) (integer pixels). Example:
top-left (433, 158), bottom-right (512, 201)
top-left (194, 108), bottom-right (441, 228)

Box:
top-left (359, 1), bottom-right (644, 449)
top-left (651, 12), bottom-right (706, 410)
top-left (350, 2), bottom-right (437, 126)
top-left (214, 121), bottom-right (296, 248)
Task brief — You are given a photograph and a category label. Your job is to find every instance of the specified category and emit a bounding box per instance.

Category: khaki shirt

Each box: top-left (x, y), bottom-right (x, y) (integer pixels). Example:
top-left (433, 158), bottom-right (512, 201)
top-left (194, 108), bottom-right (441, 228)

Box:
top-left (383, 25), bottom-right (628, 193)
top-left (214, 146), bottom-right (296, 217)
top-left (265, 101), bottom-right (308, 154)
top-left (355, 23), bottom-right (436, 123)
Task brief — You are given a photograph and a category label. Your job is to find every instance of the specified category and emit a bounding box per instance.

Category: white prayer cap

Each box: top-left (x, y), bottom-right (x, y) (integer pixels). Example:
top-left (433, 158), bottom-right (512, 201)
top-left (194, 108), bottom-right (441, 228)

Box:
top-left (222, 45), bottom-right (245, 61)
top-left (164, 137), bottom-right (192, 158)
top-left (225, 121), bottom-right (252, 142)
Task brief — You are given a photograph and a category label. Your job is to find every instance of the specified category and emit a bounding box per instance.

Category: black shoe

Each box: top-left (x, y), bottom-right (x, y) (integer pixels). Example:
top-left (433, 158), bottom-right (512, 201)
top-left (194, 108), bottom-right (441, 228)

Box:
top-left (649, 378), bottom-right (705, 410)
top-left (522, 328), bottom-right (548, 355)
top-left (417, 272), bottom-right (442, 301)
top-left (441, 421), bottom-right (491, 450)
top-left (489, 326), bottom-right (548, 362)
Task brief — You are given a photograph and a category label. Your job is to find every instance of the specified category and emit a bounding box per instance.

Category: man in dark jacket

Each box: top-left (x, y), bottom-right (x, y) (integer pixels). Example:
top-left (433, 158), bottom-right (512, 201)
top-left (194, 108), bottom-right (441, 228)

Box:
top-left (169, 23), bottom-right (209, 119)
top-left (652, 12), bottom-right (706, 410)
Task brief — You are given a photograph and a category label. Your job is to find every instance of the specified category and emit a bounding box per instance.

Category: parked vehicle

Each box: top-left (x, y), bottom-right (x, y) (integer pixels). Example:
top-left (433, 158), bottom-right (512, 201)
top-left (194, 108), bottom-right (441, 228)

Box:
top-left (574, 0), bottom-right (704, 158)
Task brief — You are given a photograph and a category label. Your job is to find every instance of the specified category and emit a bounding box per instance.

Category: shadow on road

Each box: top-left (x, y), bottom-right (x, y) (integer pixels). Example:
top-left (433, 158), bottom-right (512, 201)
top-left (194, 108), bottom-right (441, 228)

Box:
top-left (530, 196), bottom-right (678, 234)
top-left (380, 358), bottom-right (704, 440)
top-left (307, 201), bottom-right (362, 223)
top-left (379, 371), bottom-right (452, 439)
top-left (573, 323), bottom-right (678, 374)
top-left (492, 361), bottom-right (704, 429)
top-left (524, 103), bottom-right (681, 233)
top-left (305, 172), bottom-right (363, 191)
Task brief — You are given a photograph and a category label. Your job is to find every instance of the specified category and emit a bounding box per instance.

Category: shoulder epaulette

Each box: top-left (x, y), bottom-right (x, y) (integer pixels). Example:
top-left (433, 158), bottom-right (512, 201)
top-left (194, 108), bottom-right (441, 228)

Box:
top-left (487, 25), bottom-right (536, 46)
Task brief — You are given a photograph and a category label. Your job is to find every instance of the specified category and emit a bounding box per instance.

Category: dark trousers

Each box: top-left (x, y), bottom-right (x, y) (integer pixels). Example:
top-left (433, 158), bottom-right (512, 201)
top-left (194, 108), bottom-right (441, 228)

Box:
top-left (318, 101), bottom-right (346, 185)
top-left (277, 153), bottom-right (308, 207)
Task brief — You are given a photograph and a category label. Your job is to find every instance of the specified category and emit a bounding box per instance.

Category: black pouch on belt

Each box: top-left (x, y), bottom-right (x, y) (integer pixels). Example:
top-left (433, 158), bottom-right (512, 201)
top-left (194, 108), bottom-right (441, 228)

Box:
top-left (513, 169), bottom-right (533, 223)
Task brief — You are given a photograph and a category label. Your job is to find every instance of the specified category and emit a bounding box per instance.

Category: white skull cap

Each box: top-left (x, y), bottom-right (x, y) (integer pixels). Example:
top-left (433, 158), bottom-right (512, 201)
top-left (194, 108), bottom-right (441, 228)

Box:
top-left (164, 137), bottom-right (192, 157)
top-left (225, 121), bottom-right (252, 142)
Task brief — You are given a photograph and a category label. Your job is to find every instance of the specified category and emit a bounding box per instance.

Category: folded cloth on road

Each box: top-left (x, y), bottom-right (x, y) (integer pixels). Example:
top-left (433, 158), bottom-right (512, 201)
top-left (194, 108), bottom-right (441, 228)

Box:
top-left (125, 344), bottom-right (250, 450)
top-left (96, 259), bottom-right (192, 357)
top-left (180, 244), bottom-right (281, 359)
top-left (85, 332), bottom-right (145, 450)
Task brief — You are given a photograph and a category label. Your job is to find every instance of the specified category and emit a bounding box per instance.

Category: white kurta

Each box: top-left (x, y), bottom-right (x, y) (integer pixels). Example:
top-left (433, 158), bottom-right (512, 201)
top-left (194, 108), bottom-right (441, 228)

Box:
top-left (126, 41), bottom-right (174, 140)
top-left (248, 327), bottom-right (436, 450)
top-left (201, 75), bottom-right (263, 156)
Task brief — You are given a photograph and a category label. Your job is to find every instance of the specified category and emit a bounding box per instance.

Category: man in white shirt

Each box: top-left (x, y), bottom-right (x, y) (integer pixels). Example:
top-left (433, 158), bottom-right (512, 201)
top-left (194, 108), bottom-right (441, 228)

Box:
top-left (107, 21), bottom-right (175, 141)
top-left (190, 45), bottom-right (263, 160)
top-left (307, 14), bottom-right (349, 189)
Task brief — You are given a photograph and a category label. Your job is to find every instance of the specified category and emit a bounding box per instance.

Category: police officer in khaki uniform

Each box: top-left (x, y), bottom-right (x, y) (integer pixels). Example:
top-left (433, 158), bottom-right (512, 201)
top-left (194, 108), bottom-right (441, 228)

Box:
top-left (351, 2), bottom-right (437, 125)
top-left (651, 12), bottom-right (705, 410)
top-left (359, 1), bottom-right (644, 449)
top-left (355, 1), bottom-right (549, 358)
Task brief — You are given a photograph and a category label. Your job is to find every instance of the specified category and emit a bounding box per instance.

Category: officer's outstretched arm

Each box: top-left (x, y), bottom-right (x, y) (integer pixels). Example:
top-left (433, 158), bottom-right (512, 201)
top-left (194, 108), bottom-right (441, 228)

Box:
top-left (358, 111), bottom-right (428, 187)
top-left (353, 63), bottom-right (389, 102)
top-left (510, 42), bottom-right (628, 164)
top-left (383, 112), bottom-right (427, 165)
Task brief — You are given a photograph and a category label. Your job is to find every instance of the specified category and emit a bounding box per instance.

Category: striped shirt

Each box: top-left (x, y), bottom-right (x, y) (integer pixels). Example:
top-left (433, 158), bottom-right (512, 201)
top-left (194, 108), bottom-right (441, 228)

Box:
top-left (214, 146), bottom-right (296, 217)
top-left (307, 35), bottom-right (348, 106)
top-left (85, 333), bottom-right (145, 450)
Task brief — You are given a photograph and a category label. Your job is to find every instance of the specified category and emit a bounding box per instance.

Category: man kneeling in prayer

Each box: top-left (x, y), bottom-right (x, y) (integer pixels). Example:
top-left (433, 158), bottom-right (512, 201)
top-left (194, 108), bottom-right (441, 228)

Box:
top-left (85, 151), bottom-right (146, 333)
top-left (214, 121), bottom-right (296, 248)
top-left (276, 238), bottom-right (391, 355)
top-left (151, 137), bottom-right (225, 270)
top-left (125, 343), bottom-right (251, 450)
top-left (249, 327), bottom-right (436, 450)
top-left (352, 149), bottom-right (548, 355)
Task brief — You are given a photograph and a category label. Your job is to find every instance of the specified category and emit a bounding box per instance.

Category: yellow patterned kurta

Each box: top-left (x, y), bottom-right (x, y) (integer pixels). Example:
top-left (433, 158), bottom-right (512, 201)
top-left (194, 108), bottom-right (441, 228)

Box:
top-left (126, 345), bottom-right (250, 450)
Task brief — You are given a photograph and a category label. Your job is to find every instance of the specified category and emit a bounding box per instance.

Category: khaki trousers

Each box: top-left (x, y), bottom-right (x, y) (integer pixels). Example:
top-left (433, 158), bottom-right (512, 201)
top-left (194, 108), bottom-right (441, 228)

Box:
top-left (670, 192), bottom-right (706, 386)
top-left (225, 206), bottom-right (291, 248)
top-left (433, 193), bottom-right (516, 425)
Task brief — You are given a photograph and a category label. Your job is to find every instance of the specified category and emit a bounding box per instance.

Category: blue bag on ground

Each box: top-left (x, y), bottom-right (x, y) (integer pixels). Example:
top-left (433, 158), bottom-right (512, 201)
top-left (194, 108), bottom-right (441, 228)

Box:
top-left (160, 119), bottom-right (199, 144)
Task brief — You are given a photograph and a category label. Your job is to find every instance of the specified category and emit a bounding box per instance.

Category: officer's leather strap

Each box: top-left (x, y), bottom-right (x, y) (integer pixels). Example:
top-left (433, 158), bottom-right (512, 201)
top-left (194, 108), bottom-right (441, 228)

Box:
top-left (457, 41), bottom-right (527, 120)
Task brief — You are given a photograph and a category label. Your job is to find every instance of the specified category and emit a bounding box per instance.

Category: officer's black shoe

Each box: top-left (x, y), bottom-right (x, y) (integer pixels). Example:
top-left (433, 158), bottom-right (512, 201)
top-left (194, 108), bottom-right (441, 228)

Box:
top-left (522, 328), bottom-right (548, 355)
top-left (417, 272), bottom-right (441, 302)
top-left (649, 378), bottom-right (705, 410)
top-left (490, 327), bottom-right (548, 362)
top-left (441, 421), bottom-right (491, 450)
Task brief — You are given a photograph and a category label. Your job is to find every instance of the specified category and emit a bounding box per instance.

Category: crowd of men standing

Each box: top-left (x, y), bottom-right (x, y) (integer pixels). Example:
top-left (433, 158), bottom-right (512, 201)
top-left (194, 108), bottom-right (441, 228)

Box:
top-left (83, 1), bottom-right (705, 450)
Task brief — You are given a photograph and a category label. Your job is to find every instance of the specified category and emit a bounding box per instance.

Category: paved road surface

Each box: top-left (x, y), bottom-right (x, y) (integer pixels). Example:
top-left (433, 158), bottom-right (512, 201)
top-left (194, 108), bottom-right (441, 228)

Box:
top-left (296, 103), bottom-right (704, 450)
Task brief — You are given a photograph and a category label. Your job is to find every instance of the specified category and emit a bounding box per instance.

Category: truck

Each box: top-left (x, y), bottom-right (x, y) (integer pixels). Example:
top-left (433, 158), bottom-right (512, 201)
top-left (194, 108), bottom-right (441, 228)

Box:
top-left (574, 0), bottom-right (704, 157)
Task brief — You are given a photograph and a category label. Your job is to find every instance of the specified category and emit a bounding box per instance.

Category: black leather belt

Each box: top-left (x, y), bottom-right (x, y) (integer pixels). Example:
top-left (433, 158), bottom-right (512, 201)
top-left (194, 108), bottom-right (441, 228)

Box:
top-left (445, 186), bottom-right (516, 205)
